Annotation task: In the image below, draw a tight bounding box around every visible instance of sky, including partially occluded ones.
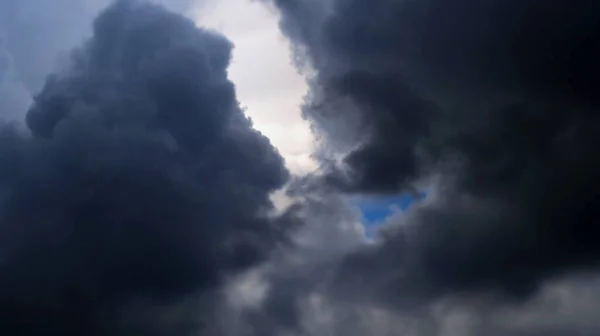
[196,0,411,235]
[196,0,315,175]
[1,0,600,335]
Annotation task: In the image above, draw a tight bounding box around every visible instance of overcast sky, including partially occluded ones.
[2,1,599,335]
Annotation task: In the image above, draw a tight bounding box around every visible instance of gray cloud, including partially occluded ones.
[0,1,290,334]
[247,0,600,334]
[0,29,31,121]
[4,0,600,334]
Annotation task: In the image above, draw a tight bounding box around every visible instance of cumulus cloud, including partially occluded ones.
[4,0,600,335]
[0,1,290,334]
[245,0,600,334]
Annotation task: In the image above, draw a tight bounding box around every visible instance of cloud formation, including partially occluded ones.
[4,0,600,334]
[0,1,289,334]
[250,0,600,334]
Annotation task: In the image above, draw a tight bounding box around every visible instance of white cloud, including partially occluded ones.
[195,0,316,175]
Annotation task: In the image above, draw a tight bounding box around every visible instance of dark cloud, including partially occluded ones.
[215,193,367,336]
[261,0,600,334]
[5,0,600,334]
[0,1,289,334]
[274,0,600,193]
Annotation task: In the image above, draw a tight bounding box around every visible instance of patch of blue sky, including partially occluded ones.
[352,191,428,239]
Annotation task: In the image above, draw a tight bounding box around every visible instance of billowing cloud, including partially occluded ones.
[4,0,600,334]
[250,0,600,334]
[0,1,290,334]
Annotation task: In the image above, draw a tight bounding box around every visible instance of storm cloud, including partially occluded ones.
[4,0,600,334]
[255,0,600,334]
[0,0,290,334]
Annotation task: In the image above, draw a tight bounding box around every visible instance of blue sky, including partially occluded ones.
[353,192,427,238]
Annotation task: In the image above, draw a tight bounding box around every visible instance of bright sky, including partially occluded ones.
[194,0,420,236]
[195,0,316,175]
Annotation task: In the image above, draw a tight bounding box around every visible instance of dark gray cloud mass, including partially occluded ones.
[4,0,600,334]
[255,0,600,334]
[0,0,289,334]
